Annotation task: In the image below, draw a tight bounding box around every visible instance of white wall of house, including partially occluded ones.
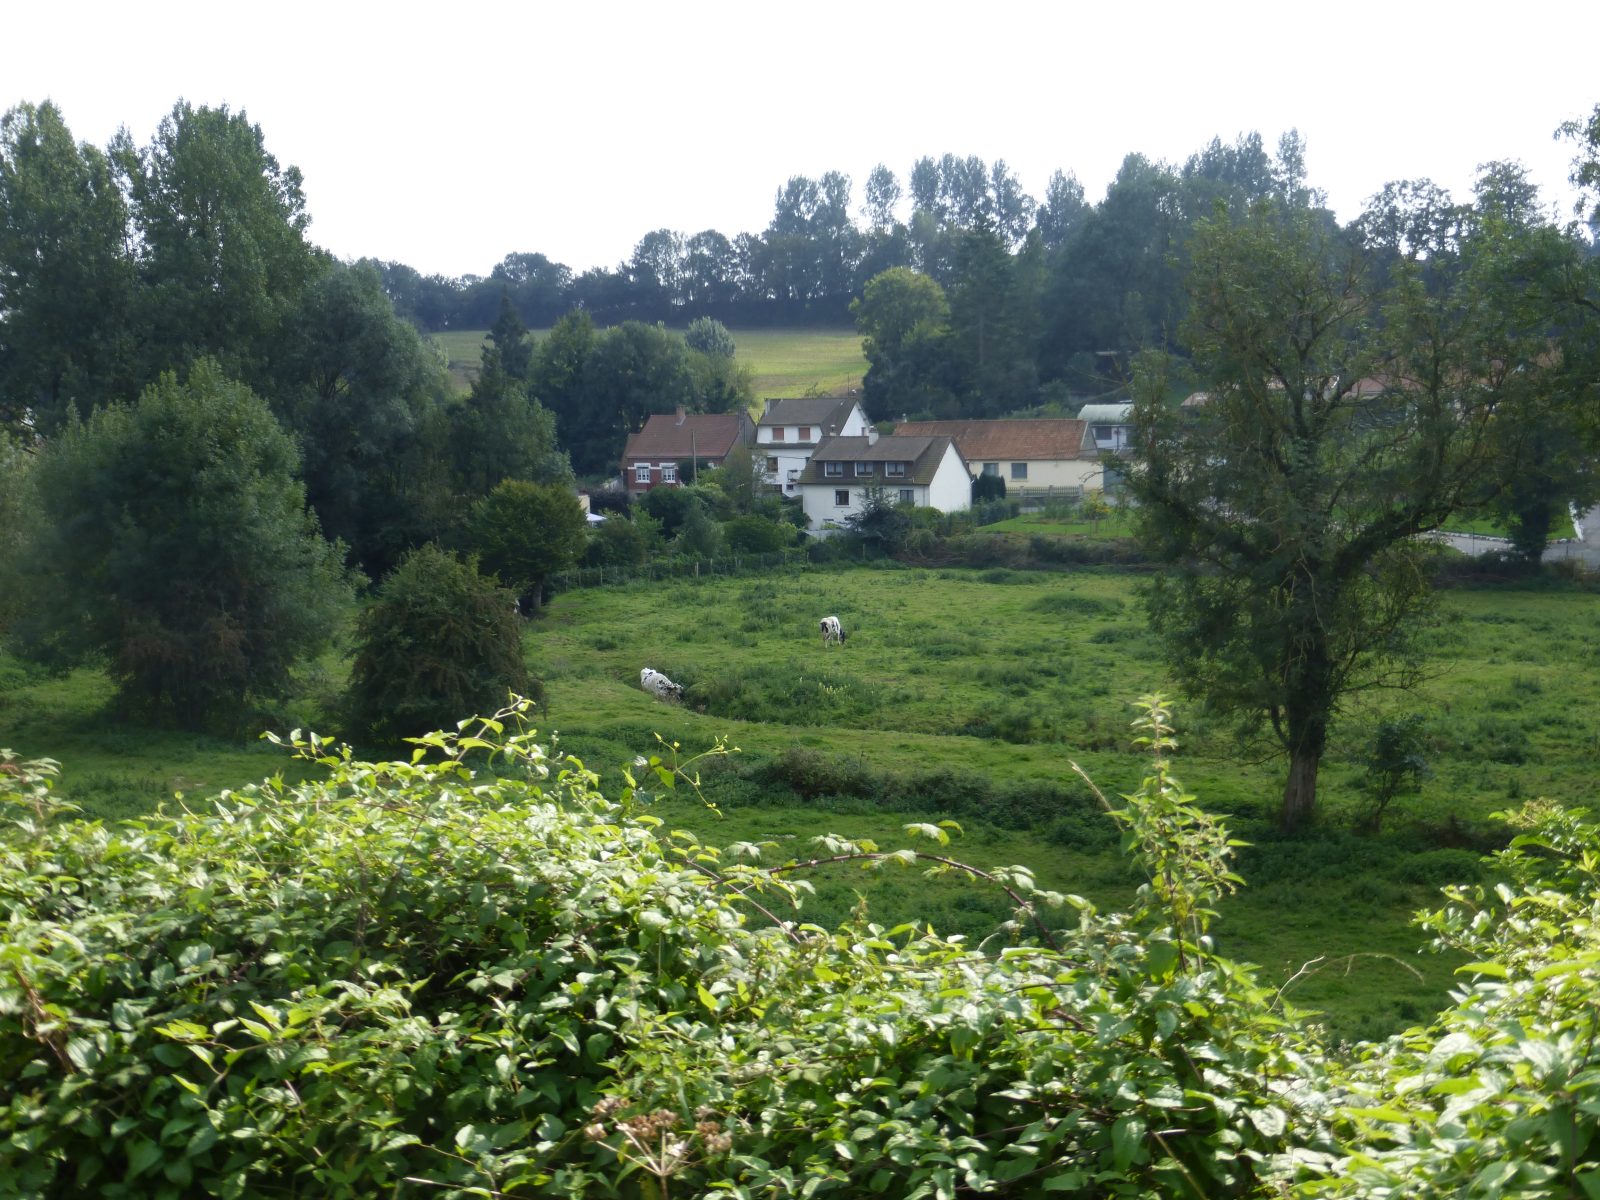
[804,453,970,528]
[762,448,813,495]
[801,481,861,529]
[756,403,870,491]
[926,444,973,513]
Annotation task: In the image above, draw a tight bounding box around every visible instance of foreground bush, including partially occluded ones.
[2,700,1597,1198]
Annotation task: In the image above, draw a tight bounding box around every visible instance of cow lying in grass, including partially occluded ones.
[640,667,685,702]
[820,615,846,647]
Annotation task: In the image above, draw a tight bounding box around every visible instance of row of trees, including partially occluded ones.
[368,134,1324,376]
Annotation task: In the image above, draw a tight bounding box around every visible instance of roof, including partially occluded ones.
[893,419,1088,462]
[795,434,963,488]
[622,410,752,461]
[758,396,859,430]
[1075,403,1134,424]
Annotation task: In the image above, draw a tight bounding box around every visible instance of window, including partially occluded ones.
[772,426,785,441]
[1010,462,1028,481]
[661,462,678,484]
[824,461,844,477]
[885,461,906,478]
[634,463,651,484]
[798,426,811,440]
[899,489,915,505]
[982,462,999,477]
[834,490,850,506]
[766,456,779,473]
[855,462,874,477]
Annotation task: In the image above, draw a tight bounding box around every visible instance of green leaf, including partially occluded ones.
[1111,1114,1145,1171]
[1042,1173,1086,1191]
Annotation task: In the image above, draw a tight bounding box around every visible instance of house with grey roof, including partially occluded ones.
[754,396,870,496]
[795,429,970,532]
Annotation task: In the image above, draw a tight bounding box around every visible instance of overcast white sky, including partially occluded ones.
[7,1,1596,279]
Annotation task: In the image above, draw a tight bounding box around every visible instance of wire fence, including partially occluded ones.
[549,549,811,594]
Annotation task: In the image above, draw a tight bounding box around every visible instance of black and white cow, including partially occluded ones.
[640,667,685,702]
[819,615,846,647]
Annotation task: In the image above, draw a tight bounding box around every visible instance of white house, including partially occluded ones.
[754,396,871,496]
[1075,403,1135,454]
[893,418,1103,496]
[795,430,970,531]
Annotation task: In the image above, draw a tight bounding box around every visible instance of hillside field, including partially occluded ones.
[430,325,866,401]
[7,562,1598,1040]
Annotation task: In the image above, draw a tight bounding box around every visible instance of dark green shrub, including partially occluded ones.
[722,514,797,554]
[346,545,534,742]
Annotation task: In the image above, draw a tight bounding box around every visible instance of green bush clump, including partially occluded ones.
[345,545,534,742]
[1028,592,1127,617]
[690,662,883,726]
[5,702,1598,1199]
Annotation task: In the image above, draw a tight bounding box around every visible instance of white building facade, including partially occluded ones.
[755,397,870,496]
[796,431,970,531]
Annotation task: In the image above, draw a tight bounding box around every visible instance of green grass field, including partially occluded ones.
[10,563,1597,1040]
[724,328,865,399]
[1437,511,1577,539]
[427,326,866,402]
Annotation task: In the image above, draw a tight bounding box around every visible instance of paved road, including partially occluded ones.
[1433,506,1600,568]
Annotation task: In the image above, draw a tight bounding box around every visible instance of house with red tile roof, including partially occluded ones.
[892,418,1106,495]
[621,408,755,495]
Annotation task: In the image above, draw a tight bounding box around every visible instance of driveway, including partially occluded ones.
[1432,505,1600,568]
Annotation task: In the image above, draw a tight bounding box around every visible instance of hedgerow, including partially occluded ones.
[2,698,1597,1198]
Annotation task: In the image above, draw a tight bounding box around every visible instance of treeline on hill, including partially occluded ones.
[369,136,1325,400]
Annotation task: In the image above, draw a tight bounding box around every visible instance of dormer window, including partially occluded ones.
[885,461,906,478]
[772,427,785,441]
[855,462,874,477]
[798,426,811,440]
[824,461,843,477]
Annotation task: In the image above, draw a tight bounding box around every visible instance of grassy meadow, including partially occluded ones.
[429,326,866,403]
[10,559,1600,1041]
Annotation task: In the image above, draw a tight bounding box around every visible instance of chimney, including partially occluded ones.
[675,406,686,426]
[866,427,879,446]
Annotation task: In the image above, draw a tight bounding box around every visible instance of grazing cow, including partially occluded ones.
[819,615,846,647]
[640,667,685,702]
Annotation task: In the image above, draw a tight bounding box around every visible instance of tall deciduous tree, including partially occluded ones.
[1456,164,1599,561]
[0,433,35,635]
[565,321,696,476]
[466,480,588,611]
[271,260,452,577]
[0,100,136,433]
[853,267,955,417]
[112,101,326,391]
[10,359,350,727]
[1128,202,1531,830]
[448,359,570,501]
